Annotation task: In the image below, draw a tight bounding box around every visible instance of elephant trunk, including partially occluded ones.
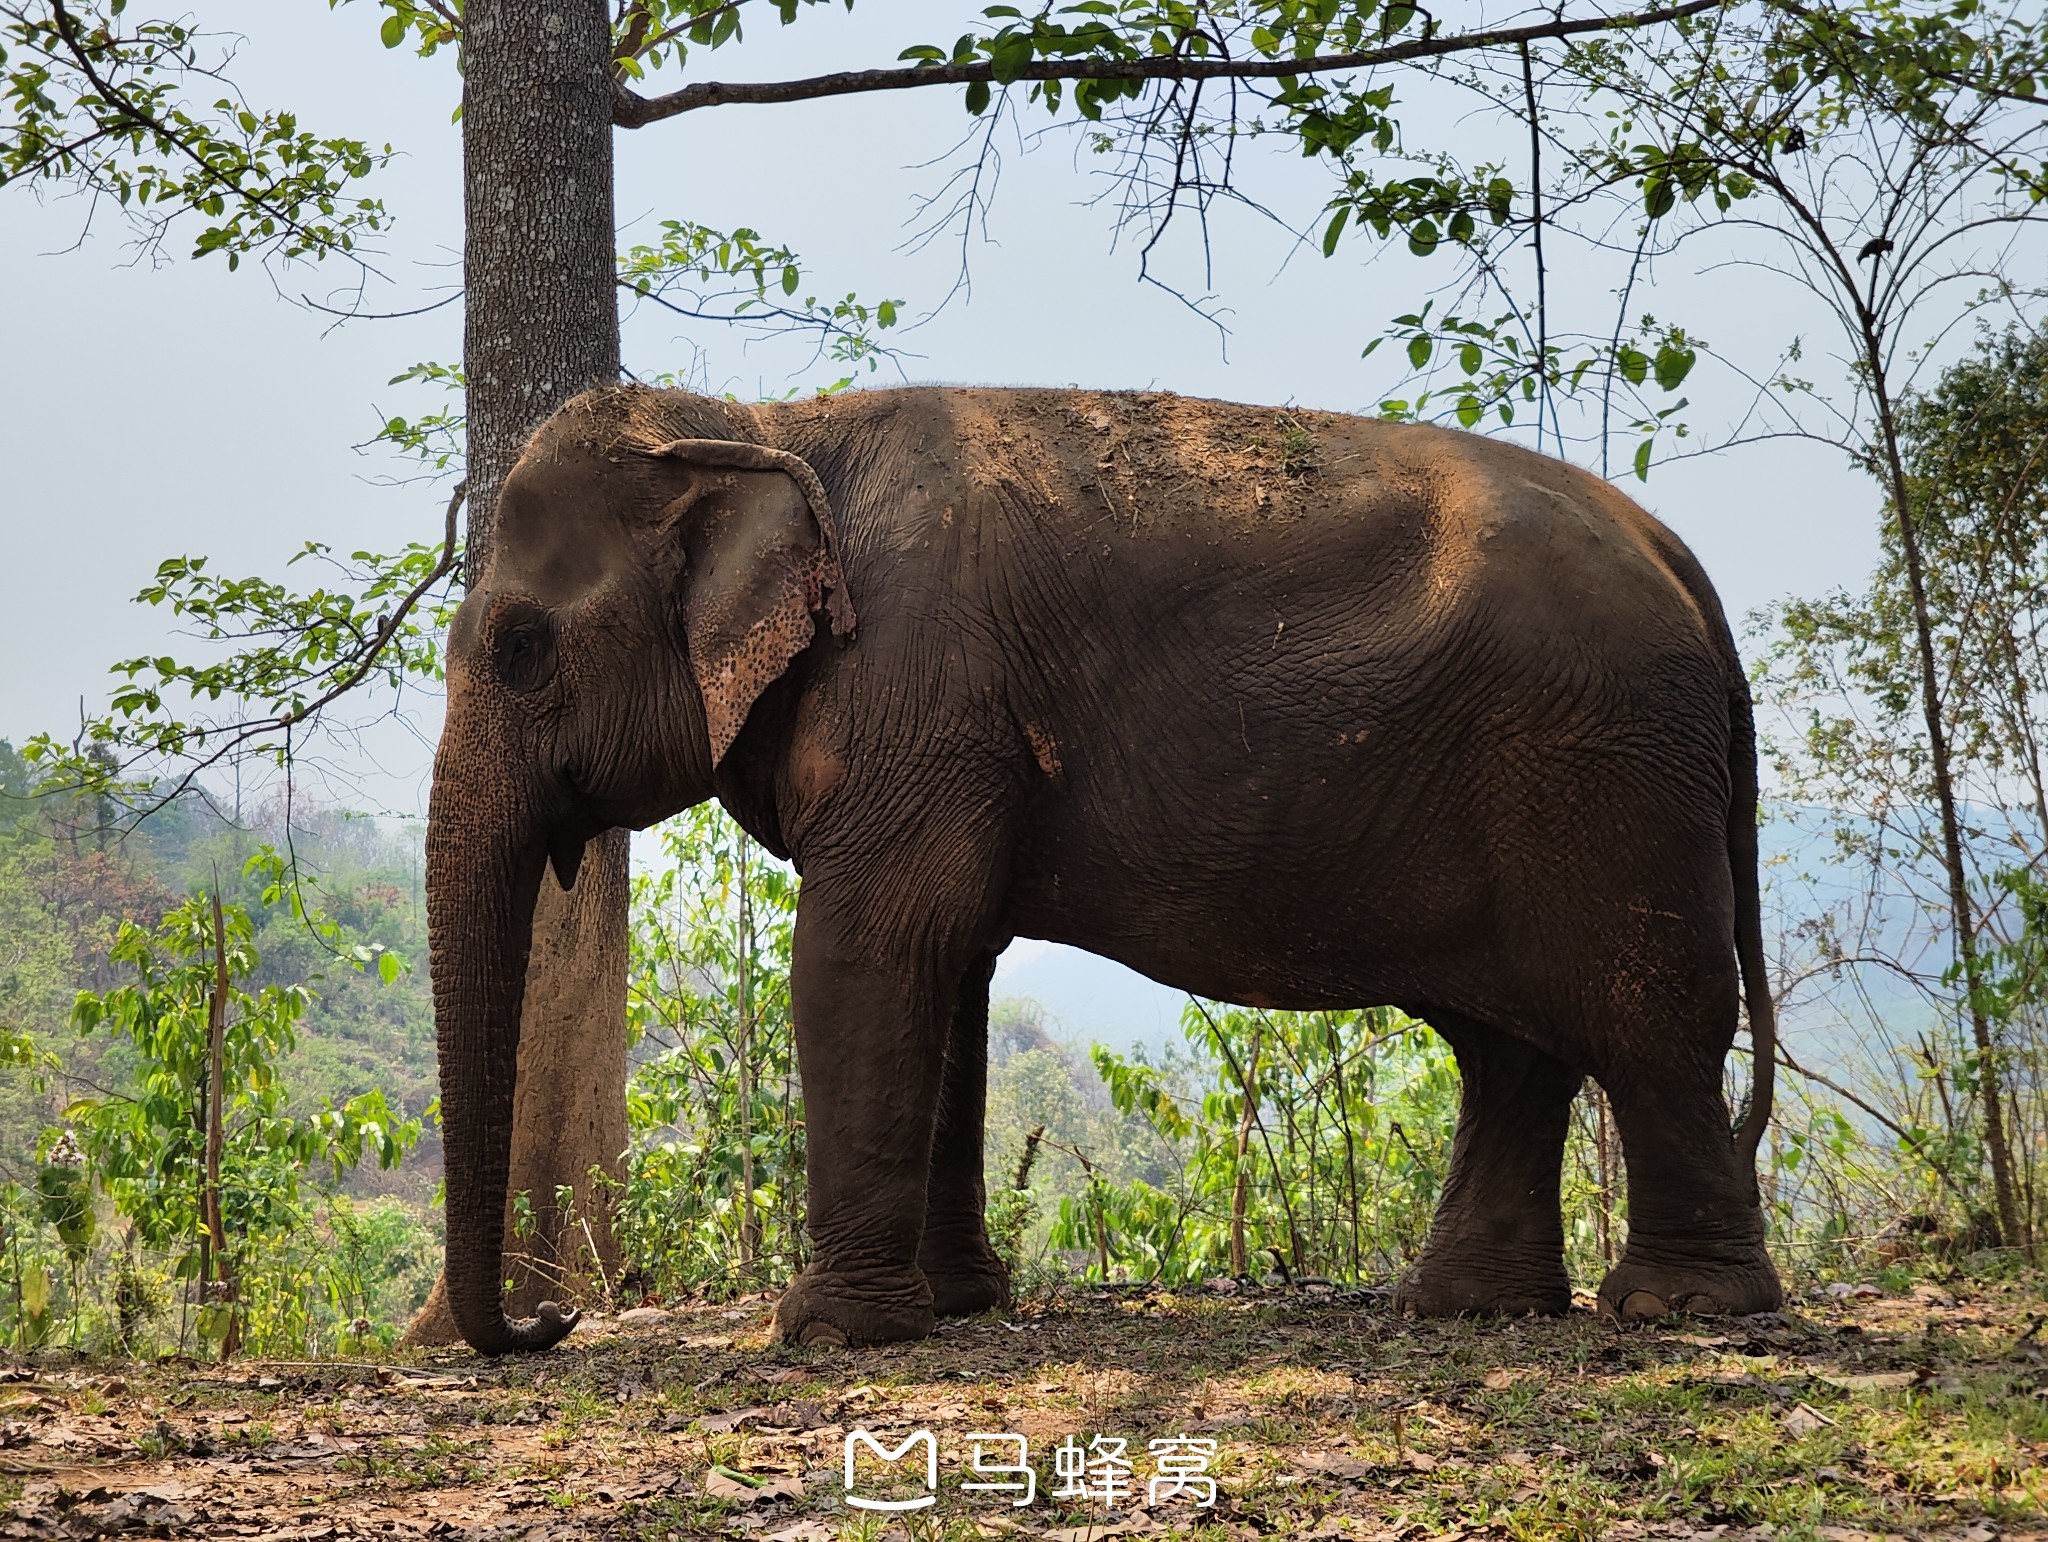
[425,735,579,1355]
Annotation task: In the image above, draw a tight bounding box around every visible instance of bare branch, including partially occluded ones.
[613,0,1729,128]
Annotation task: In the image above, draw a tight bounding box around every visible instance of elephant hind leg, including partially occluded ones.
[1594,1037,1782,1319]
[1393,1017,1580,1317]
[918,948,1011,1319]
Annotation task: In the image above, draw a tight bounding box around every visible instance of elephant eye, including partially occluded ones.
[496,616,556,694]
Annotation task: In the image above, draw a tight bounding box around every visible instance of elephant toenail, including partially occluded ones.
[1620,1290,1668,1319]
[799,1321,849,1347]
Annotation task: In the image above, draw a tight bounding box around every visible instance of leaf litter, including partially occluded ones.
[0,1275,2039,1538]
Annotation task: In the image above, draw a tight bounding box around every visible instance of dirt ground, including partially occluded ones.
[1,1275,2043,1542]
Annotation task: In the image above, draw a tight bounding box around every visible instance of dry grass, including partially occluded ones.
[1,1273,2043,1540]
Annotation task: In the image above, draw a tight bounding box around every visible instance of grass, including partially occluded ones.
[0,1272,2042,1539]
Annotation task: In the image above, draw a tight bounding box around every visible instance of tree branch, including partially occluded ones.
[612,0,1729,128]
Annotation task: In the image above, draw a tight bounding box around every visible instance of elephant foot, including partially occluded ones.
[1392,1244,1571,1318]
[771,1264,935,1347]
[920,1252,1010,1319]
[1597,1240,1783,1321]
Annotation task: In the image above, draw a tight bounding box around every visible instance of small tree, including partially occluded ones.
[1763,325,2048,1246]
[67,861,420,1355]
[618,806,803,1297]
[1082,1005,1463,1286]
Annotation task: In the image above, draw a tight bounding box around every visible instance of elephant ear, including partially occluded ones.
[645,439,857,767]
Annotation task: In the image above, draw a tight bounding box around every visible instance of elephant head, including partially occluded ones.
[426,387,855,1353]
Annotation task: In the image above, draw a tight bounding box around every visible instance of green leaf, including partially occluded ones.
[965,79,992,115]
[1322,205,1351,257]
[1653,345,1697,391]
[380,14,406,49]
[1406,334,1432,369]
[1633,438,1654,481]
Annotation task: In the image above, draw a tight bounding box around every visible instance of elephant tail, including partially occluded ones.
[1727,666,1777,1174]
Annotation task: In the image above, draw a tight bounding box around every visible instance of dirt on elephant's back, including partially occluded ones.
[955,389,1414,536]
[2,1275,2042,1539]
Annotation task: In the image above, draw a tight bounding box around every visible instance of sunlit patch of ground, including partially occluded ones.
[1,1274,2043,1540]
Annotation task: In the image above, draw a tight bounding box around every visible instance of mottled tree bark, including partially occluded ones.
[407,0,628,1345]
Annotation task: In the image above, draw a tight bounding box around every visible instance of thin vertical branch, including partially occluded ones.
[204,881,234,1357]
[736,839,758,1269]
[1520,41,1552,457]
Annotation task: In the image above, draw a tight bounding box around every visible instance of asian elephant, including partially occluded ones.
[426,381,1783,1354]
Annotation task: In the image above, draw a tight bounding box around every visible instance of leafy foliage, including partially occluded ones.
[1366,303,1700,473]
[1757,325,2048,1252]
[64,858,421,1348]
[1,0,391,266]
[1073,1006,1460,1285]
[618,219,903,376]
[619,807,804,1296]
[0,751,442,1355]
[894,0,1444,123]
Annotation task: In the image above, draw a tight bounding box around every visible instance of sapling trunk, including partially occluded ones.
[204,886,236,1356]
[1868,353,2027,1253]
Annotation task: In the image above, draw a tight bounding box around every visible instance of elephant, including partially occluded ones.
[426,380,1783,1354]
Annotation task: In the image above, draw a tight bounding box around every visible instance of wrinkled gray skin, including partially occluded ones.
[427,382,1782,1354]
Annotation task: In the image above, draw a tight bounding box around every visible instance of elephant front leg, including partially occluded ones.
[1393,1019,1581,1317]
[769,879,996,1348]
[918,950,1010,1318]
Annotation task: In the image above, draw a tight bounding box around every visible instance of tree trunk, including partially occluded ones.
[1868,356,2027,1254]
[407,0,629,1345]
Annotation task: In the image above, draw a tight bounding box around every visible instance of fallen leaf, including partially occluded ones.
[1781,1401,1838,1436]
[1406,1450,1439,1472]
[699,1405,774,1433]
[764,1524,837,1542]
[1817,1372,1918,1392]
[1294,1450,1374,1481]
[704,1466,761,1500]
[704,1465,803,1504]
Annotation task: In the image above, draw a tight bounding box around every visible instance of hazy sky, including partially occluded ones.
[0,2,1904,1037]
